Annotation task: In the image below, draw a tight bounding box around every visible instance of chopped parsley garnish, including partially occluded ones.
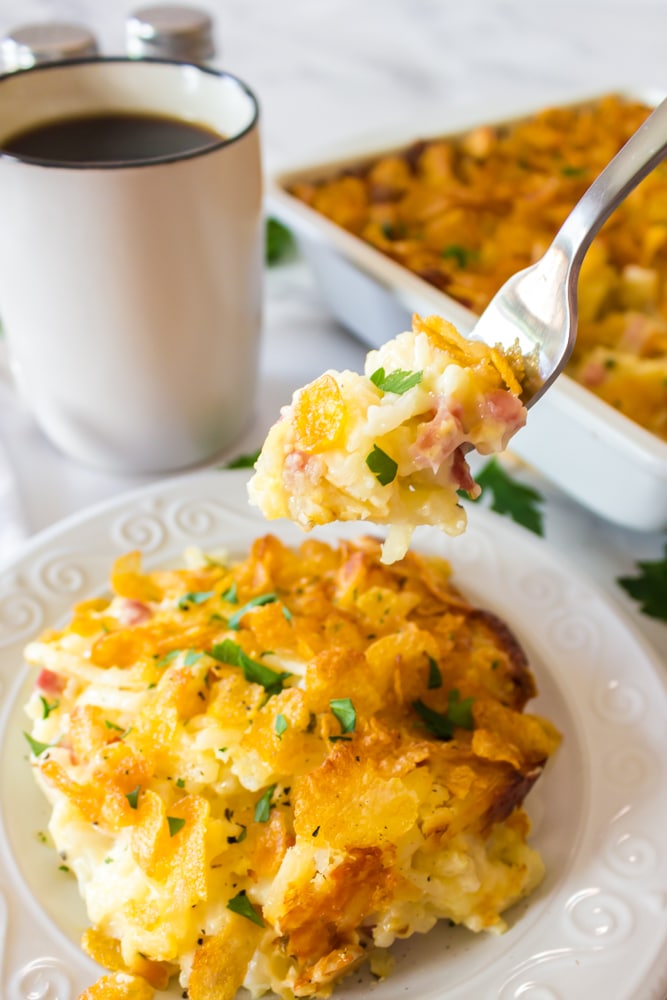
[427,656,442,689]
[617,545,667,622]
[23,732,54,757]
[254,784,276,823]
[561,164,587,177]
[126,785,141,809]
[156,649,182,668]
[176,777,186,788]
[167,816,186,837]
[58,864,70,872]
[472,457,545,536]
[178,590,215,610]
[227,890,265,926]
[266,217,295,266]
[104,719,124,732]
[39,696,59,719]
[228,592,278,630]
[227,824,247,844]
[275,713,288,739]
[282,605,293,622]
[412,689,475,740]
[442,244,471,268]
[209,639,291,694]
[222,582,239,603]
[183,650,203,667]
[223,448,262,470]
[370,367,423,395]
[329,697,356,734]
[366,444,398,486]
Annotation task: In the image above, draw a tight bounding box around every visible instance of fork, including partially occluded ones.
[471,96,667,407]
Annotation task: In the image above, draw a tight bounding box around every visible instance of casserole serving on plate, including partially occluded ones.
[268,92,667,531]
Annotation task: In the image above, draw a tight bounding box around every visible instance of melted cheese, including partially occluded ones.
[24,535,560,1000]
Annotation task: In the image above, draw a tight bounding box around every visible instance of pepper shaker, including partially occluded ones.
[126,5,215,64]
[0,22,98,73]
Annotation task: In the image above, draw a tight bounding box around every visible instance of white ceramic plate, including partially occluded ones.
[1,470,666,1000]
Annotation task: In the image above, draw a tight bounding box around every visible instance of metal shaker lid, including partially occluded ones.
[126,5,215,63]
[0,22,99,73]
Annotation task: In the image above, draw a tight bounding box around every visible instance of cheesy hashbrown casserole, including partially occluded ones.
[248,314,532,563]
[290,95,667,440]
[24,535,560,1000]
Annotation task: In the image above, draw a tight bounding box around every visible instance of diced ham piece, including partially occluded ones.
[451,447,479,496]
[117,598,153,626]
[36,668,65,695]
[578,359,608,388]
[483,390,526,432]
[618,314,654,354]
[410,402,464,473]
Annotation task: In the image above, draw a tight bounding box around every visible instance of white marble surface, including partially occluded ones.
[0,0,666,666]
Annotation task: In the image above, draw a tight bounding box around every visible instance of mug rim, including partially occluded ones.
[0,55,260,170]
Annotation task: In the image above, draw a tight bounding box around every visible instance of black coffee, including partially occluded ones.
[1,111,223,164]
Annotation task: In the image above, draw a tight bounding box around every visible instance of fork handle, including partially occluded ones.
[555,97,667,268]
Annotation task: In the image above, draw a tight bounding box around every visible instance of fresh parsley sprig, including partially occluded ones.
[471,457,545,536]
[412,689,475,741]
[227,593,278,630]
[223,448,261,470]
[266,217,295,265]
[366,444,398,486]
[370,367,423,395]
[617,545,667,622]
[227,890,265,926]
[209,639,290,695]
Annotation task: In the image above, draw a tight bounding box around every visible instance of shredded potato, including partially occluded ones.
[290,95,667,439]
[24,536,559,1000]
[249,314,532,563]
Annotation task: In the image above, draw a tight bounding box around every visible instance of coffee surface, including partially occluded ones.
[1,111,223,163]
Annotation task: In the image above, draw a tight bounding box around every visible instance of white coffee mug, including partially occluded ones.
[0,58,262,473]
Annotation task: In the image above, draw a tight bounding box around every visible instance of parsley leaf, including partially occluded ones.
[254,784,276,823]
[167,816,186,837]
[412,689,475,741]
[442,244,471,268]
[473,457,544,536]
[370,367,423,395]
[104,719,124,732]
[266,217,295,265]
[366,444,398,486]
[427,656,442,689]
[445,689,475,729]
[209,639,290,694]
[329,697,356,734]
[617,545,667,622]
[227,890,265,926]
[183,650,203,667]
[178,590,214,609]
[126,785,141,809]
[223,448,261,470]
[39,695,59,719]
[275,713,288,739]
[156,649,182,668]
[228,592,278,630]
[222,582,239,603]
[23,732,54,757]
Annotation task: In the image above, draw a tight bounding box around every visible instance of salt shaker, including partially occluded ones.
[126,5,215,64]
[0,22,98,73]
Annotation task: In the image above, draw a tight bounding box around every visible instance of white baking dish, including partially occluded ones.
[267,95,667,532]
